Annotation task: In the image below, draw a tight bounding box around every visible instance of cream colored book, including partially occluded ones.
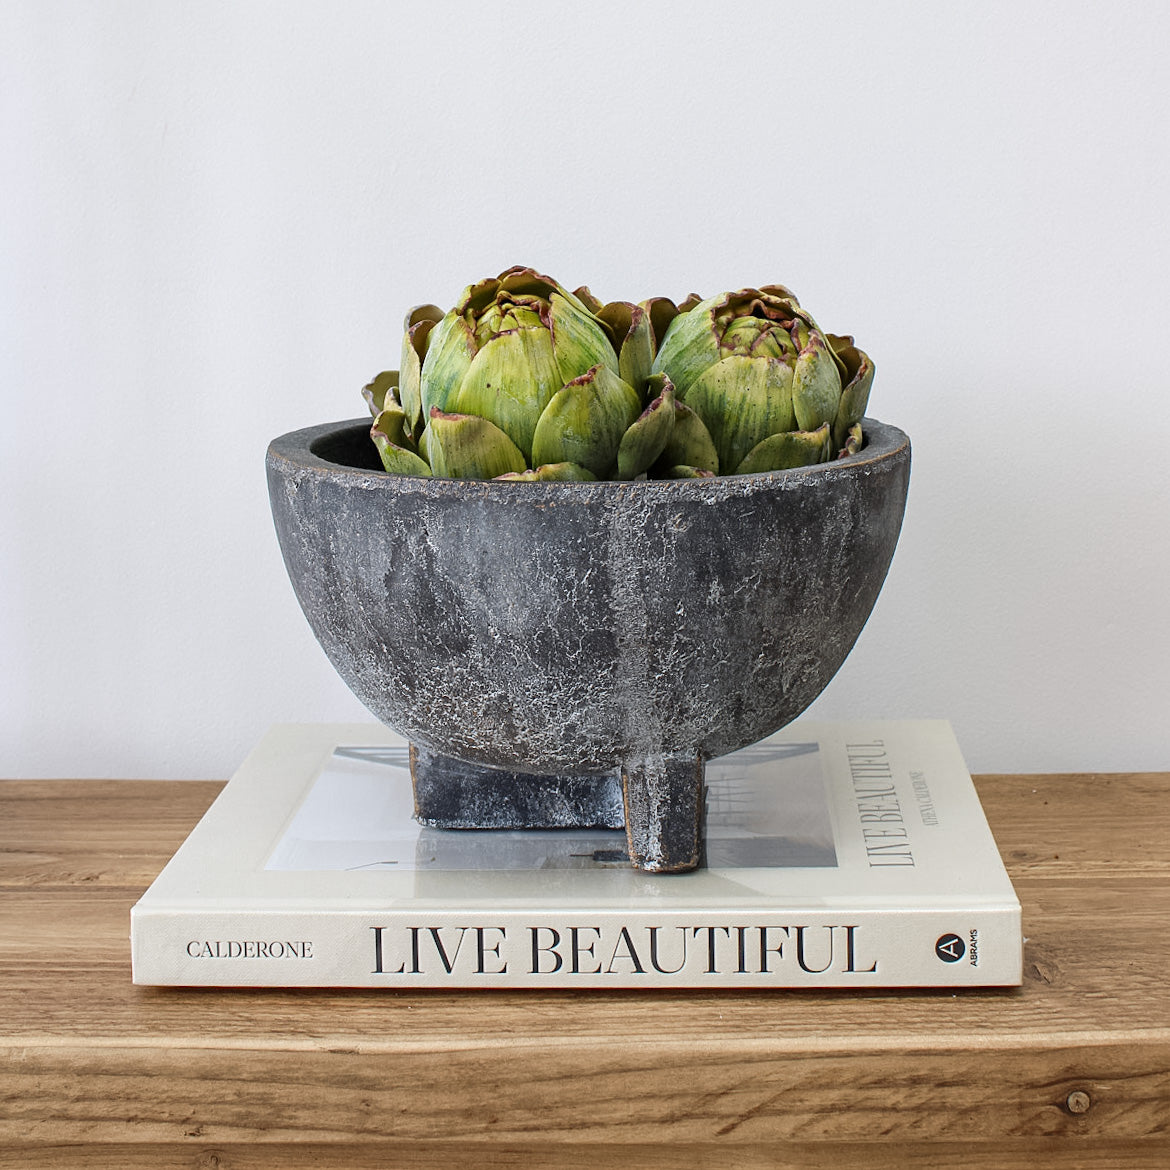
[130,720,1022,988]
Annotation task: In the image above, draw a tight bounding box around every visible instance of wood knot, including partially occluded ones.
[1023,941,1060,985]
[1066,1090,1092,1115]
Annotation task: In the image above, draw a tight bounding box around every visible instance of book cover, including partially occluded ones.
[130,720,1022,988]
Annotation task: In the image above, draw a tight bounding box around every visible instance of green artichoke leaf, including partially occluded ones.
[399,313,441,435]
[617,380,676,480]
[721,315,795,361]
[473,297,543,346]
[832,345,874,451]
[571,285,606,315]
[758,283,801,306]
[362,370,400,418]
[371,406,431,477]
[596,299,631,350]
[784,296,847,378]
[640,297,683,356]
[734,422,832,475]
[419,311,477,419]
[649,293,724,399]
[651,397,720,476]
[839,422,864,458]
[455,267,564,318]
[495,266,561,302]
[425,409,527,480]
[371,401,410,446]
[598,301,654,398]
[530,363,642,479]
[496,462,597,482]
[407,303,444,328]
[447,326,564,462]
[549,291,619,384]
[666,464,716,479]
[373,441,432,477]
[457,274,507,316]
[685,353,797,475]
[792,332,844,433]
[488,267,600,325]
[619,305,655,399]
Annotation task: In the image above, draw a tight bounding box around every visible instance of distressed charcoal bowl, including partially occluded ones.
[266,417,910,872]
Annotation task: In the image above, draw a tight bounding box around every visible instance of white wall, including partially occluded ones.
[3,1,1168,779]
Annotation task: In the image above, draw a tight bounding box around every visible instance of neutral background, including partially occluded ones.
[3,2,1168,780]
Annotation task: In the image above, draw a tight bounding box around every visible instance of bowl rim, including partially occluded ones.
[267,416,909,496]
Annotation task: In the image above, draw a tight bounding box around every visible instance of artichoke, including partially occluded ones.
[364,269,873,481]
[370,266,649,481]
[650,286,874,475]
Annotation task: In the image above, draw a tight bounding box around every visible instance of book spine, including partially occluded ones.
[132,905,1022,988]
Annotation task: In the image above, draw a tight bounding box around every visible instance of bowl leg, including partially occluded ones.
[409,742,624,830]
[620,752,706,873]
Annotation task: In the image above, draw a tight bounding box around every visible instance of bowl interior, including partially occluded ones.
[309,425,383,471]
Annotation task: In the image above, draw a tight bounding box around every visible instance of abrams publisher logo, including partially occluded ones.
[935,933,966,963]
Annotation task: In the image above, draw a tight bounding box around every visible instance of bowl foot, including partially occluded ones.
[620,751,705,873]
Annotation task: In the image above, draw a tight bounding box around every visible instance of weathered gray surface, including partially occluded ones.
[621,751,706,872]
[266,417,910,871]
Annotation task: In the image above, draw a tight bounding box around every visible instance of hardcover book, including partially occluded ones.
[130,721,1022,988]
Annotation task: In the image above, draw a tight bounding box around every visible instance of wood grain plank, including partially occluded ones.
[0,781,223,890]
[976,772,1170,880]
[2,1039,1169,1144]
[2,1140,1169,1170]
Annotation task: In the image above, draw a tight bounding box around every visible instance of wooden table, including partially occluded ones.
[2,772,1168,1168]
